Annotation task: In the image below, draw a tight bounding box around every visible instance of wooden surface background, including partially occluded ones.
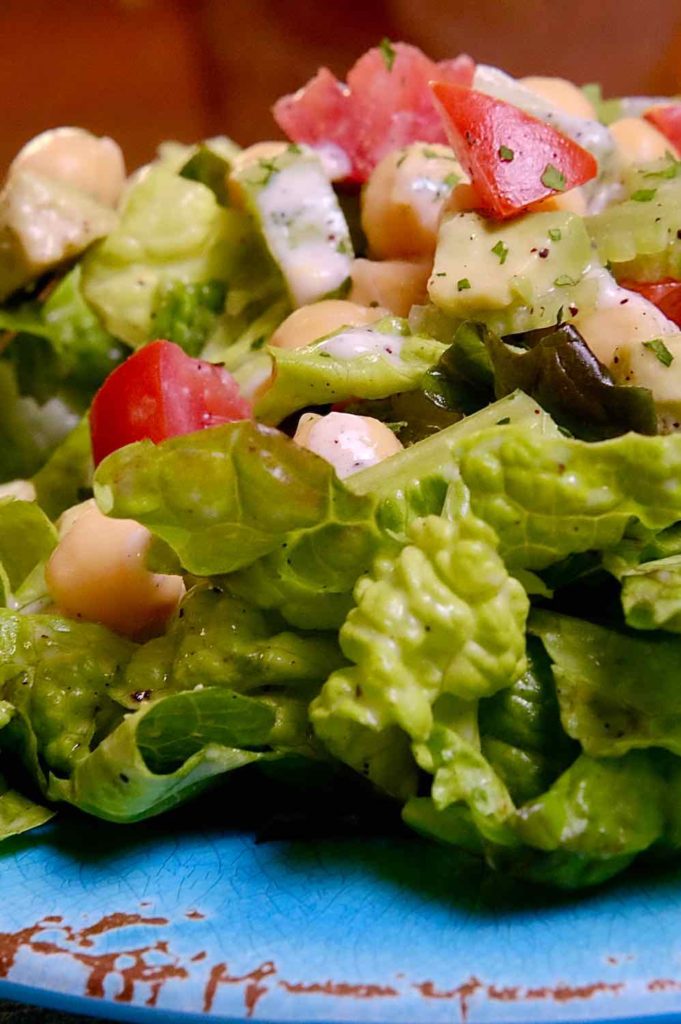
[1,0,680,174]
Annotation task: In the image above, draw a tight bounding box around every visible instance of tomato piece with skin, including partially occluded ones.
[619,279,681,328]
[431,81,598,220]
[273,43,475,183]
[644,105,681,155]
[90,340,252,465]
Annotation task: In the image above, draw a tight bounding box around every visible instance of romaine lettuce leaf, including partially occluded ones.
[311,513,528,794]
[0,775,54,839]
[47,687,277,823]
[125,587,345,701]
[530,609,681,757]
[255,318,447,425]
[32,416,93,520]
[94,420,383,627]
[0,498,56,602]
[453,427,681,570]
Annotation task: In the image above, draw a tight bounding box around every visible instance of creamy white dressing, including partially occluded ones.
[259,160,352,307]
[296,411,402,478]
[319,328,405,365]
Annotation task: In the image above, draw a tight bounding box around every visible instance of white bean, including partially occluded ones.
[10,127,126,208]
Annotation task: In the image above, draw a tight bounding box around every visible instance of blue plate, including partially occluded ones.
[2,796,681,1024]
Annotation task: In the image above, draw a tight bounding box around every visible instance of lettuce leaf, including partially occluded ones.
[421,320,494,415]
[94,420,383,627]
[125,586,345,702]
[487,323,657,440]
[32,416,93,520]
[311,513,528,796]
[255,318,447,425]
[530,609,681,757]
[0,775,54,839]
[0,499,56,605]
[453,427,681,570]
[0,362,79,482]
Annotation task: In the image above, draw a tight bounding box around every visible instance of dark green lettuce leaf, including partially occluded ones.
[487,323,657,440]
[421,321,494,415]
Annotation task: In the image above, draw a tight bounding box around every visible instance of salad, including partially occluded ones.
[1,42,681,891]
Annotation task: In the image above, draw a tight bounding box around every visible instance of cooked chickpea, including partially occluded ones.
[0,480,36,502]
[10,128,126,208]
[270,299,388,350]
[534,186,588,216]
[45,500,184,641]
[520,76,597,121]
[349,258,431,317]
[610,117,679,170]
[294,411,403,478]
[362,143,464,259]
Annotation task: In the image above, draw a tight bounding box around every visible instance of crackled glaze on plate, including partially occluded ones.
[2,809,681,1024]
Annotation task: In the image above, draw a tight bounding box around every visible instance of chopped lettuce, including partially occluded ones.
[32,416,93,520]
[255,318,447,425]
[0,499,56,603]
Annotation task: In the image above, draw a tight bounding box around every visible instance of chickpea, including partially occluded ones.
[0,480,36,502]
[610,118,679,170]
[520,76,597,121]
[362,143,464,260]
[270,299,388,350]
[294,411,403,478]
[10,127,126,208]
[46,500,184,641]
[533,186,588,216]
[349,258,431,317]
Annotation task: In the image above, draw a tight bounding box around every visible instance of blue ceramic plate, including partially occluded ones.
[2,793,681,1024]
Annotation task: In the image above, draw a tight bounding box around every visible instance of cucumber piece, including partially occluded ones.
[587,159,681,282]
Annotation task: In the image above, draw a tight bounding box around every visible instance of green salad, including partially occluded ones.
[3,42,681,889]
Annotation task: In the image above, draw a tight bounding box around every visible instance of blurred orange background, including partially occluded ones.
[1,0,680,173]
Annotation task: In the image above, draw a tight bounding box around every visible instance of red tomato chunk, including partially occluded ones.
[644,104,681,155]
[273,42,475,182]
[90,340,252,465]
[431,82,598,220]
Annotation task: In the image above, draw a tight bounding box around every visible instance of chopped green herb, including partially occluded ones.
[286,143,302,156]
[251,336,266,351]
[442,172,458,188]
[631,188,657,202]
[498,145,514,162]
[643,154,681,180]
[496,417,511,425]
[548,228,562,241]
[554,274,578,287]
[422,147,440,159]
[257,157,281,186]
[395,150,408,168]
[435,272,447,277]
[457,278,471,291]
[643,337,674,366]
[379,37,396,71]
[491,240,509,265]
[556,305,565,325]
[541,163,567,191]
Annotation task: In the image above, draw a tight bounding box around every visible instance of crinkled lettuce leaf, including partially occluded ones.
[95,420,383,628]
[452,427,681,571]
[311,513,528,796]
[150,279,227,357]
[0,774,54,839]
[421,321,494,416]
[255,318,447,425]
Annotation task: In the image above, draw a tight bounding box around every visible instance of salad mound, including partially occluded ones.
[2,43,681,889]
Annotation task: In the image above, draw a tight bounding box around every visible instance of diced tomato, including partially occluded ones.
[644,105,681,155]
[273,43,475,182]
[89,340,252,465]
[619,279,681,328]
[431,82,598,220]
